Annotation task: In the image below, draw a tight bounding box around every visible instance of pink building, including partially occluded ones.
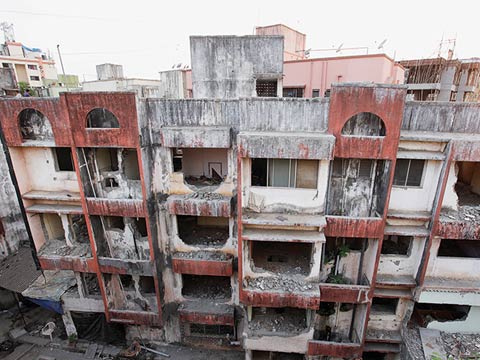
[255,24,306,61]
[283,54,405,98]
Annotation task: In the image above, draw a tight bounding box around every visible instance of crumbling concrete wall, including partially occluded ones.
[190,36,284,99]
[96,63,124,81]
[158,70,188,99]
[0,139,29,258]
[402,101,480,133]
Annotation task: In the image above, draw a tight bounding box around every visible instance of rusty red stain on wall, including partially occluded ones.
[307,340,363,357]
[38,256,96,272]
[109,310,161,326]
[172,258,233,276]
[240,289,320,309]
[179,311,234,326]
[325,216,383,238]
[167,196,232,217]
[320,284,370,303]
[328,85,406,160]
[86,198,146,217]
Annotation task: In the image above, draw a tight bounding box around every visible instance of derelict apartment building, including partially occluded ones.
[0,34,480,360]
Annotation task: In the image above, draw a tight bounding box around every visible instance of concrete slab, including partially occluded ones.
[419,328,448,360]
[384,225,430,237]
[26,204,83,215]
[22,190,81,202]
[242,212,326,229]
[242,228,325,243]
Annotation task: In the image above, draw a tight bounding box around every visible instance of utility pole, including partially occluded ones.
[56,44,70,92]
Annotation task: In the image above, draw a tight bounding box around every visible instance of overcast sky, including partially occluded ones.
[1,0,477,81]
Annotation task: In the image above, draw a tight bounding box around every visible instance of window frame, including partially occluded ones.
[393,159,425,188]
[29,75,40,81]
[52,147,75,172]
[251,158,318,190]
[381,235,413,257]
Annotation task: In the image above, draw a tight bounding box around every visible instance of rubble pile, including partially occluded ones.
[249,310,306,334]
[245,277,315,293]
[442,332,480,359]
[403,327,425,360]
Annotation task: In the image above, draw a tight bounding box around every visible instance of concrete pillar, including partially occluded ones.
[438,66,457,102]
[245,350,253,360]
[456,69,469,102]
[62,311,78,339]
[75,272,86,298]
[60,214,73,247]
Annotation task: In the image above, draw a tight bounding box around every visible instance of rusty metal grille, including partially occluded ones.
[256,80,277,97]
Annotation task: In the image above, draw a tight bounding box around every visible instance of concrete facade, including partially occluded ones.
[0,34,480,360]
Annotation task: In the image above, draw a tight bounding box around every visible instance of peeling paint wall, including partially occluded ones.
[191,36,284,99]
[0,139,29,258]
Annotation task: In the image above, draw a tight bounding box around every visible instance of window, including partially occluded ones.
[341,112,386,136]
[256,80,277,97]
[29,75,40,81]
[2,63,9,68]
[53,147,74,171]
[251,158,318,189]
[27,64,38,70]
[371,298,398,315]
[438,239,480,258]
[86,108,120,128]
[312,89,320,98]
[393,159,425,187]
[283,87,304,98]
[382,235,412,255]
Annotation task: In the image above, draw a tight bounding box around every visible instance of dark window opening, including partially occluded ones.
[182,275,231,301]
[96,148,119,172]
[105,216,125,230]
[332,158,374,179]
[251,158,318,189]
[18,108,53,141]
[371,297,398,315]
[413,303,470,327]
[82,273,100,296]
[454,162,480,207]
[71,312,125,346]
[283,87,304,98]
[134,217,148,237]
[189,324,234,337]
[2,63,9,68]
[250,241,312,276]
[105,177,119,188]
[70,214,89,243]
[123,150,140,180]
[53,147,74,171]
[29,75,40,81]
[251,351,305,360]
[173,148,183,172]
[177,215,229,247]
[393,159,424,187]
[119,274,134,290]
[27,64,37,70]
[381,235,412,255]
[139,276,155,294]
[325,237,369,254]
[362,352,386,360]
[341,112,386,136]
[438,239,480,258]
[312,89,320,98]
[86,108,120,128]
[256,80,277,97]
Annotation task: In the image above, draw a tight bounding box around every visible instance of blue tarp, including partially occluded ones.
[26,297,63,314]
[22,45,42,53]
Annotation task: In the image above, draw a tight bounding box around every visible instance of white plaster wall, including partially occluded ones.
[12,147,79,193]
[389,160,442,212]
[427,306,480,333]
[378,237,426,277]
[398,140,446,152]
[182,148,228,178]
[243,159,329,213]
[427,238,480,281]
[442,163,458,210]
[243,328,313,354]
[419,289,480,306]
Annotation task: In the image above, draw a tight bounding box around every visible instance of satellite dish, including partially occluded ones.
[336,43,344,53]
[304,49,311,58]
[377,39,388,50]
